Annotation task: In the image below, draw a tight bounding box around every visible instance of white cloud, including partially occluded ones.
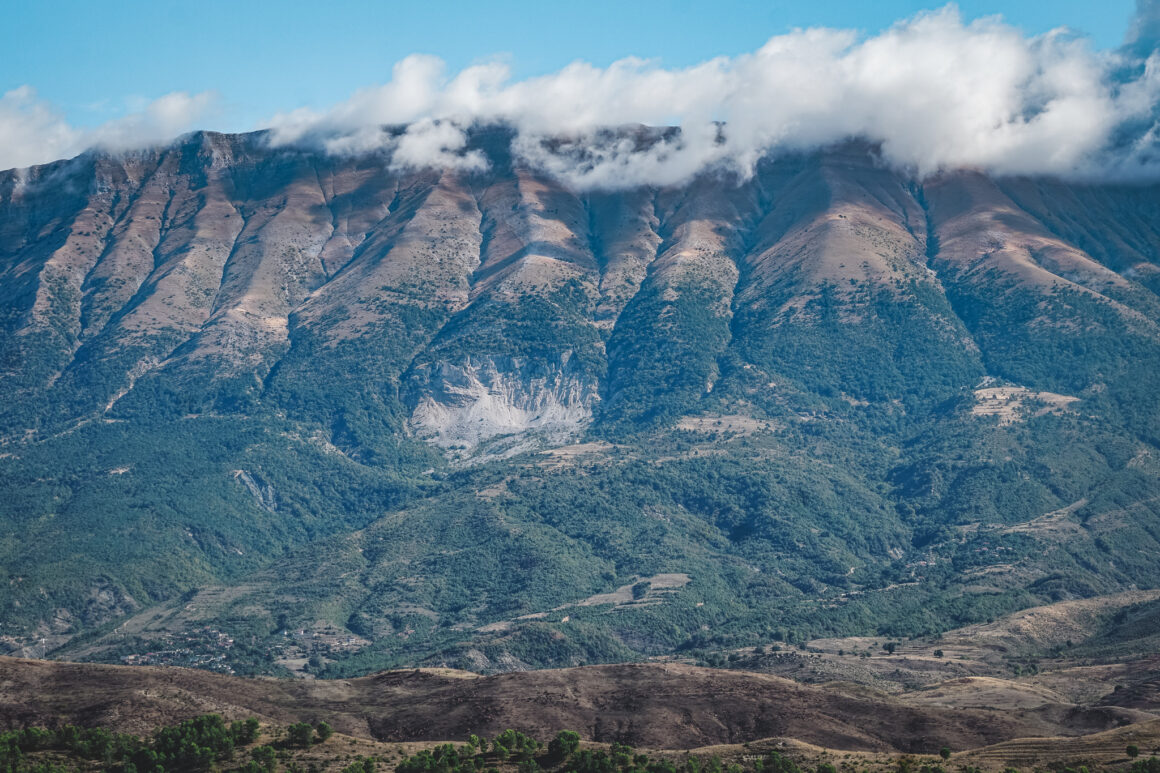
[4,4,1159,186]
[90,91,219,150]
[389,119,488,172]
[264,5,1160,188]
[0,87,83,171]
[0,88,217,172]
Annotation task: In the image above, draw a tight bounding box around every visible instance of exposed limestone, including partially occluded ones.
[407,355,598,461]
[233,469,278,513]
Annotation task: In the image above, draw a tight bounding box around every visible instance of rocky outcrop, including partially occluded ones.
[407,354,598,460]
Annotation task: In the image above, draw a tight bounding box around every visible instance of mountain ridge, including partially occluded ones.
[0,654,1154,754]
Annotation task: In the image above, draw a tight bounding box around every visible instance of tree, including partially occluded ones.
[342,757,376,773]
[315,722,333,743]
[884,642,897,654]
[252,745,277,773]
[548,731,580,760]
[1128,757,1160,773]
[232,718,261,745]
[760,752,801,773]
[939,747,951,760]
[493,730,539,762]
[286,723,314,748]
[1128,745,1140,758]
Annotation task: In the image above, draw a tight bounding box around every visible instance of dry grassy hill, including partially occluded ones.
[2,656,1158,763]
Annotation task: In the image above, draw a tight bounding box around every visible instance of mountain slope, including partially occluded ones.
[1,130,1159,674]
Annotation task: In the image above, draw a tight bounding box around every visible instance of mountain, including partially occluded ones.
[1,128,1159,677]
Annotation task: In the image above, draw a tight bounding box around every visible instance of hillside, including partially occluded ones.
[2,656,1158,757]
[1,128,1159,675]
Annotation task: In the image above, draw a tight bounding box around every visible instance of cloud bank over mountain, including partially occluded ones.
[3,4,1159,187]
[266,5,1160,188]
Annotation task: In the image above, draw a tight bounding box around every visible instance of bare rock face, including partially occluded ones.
[407,354,599,461]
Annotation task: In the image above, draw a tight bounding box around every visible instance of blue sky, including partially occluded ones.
[2,0,1140,132]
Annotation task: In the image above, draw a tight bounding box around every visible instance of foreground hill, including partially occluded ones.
[2,656,1158,759]
[1,128,1159,673]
